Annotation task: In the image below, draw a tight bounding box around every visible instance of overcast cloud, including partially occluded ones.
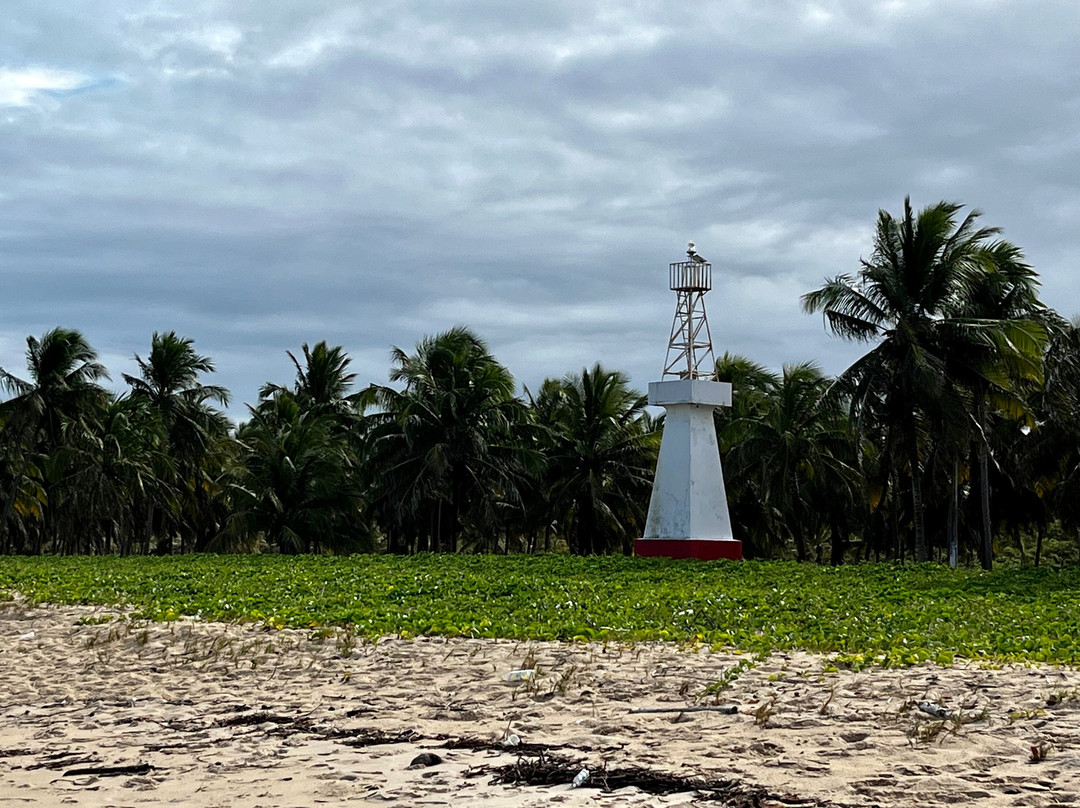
[3,1,1079,418]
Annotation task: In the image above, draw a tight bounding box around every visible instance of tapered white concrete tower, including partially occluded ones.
[635,243,741,561]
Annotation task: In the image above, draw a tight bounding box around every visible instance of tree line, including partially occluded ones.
[2,198,1079,566]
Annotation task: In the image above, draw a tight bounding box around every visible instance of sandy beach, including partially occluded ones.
[2,600,1079,807]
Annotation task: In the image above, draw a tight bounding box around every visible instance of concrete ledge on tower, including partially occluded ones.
[648,379,731,407]
[635,538,743,561]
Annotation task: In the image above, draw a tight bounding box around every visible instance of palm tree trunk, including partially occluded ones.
[442,501,458,553]
[886,471,899,561]
[908,429,927,562]
[978,443,992,571]
[434,500,442,553]
[1013,527,1026,565]
[948,457,959,568]
[144,504,155,556]
[34,500,48,555]
[792,526,807,562]
[423,506,434,554]
[582,497,596,556]
[829,515,846,565]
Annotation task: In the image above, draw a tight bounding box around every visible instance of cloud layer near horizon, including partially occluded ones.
[3,1,1079,416]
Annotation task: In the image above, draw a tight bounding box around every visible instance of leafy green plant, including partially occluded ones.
[1046,687,1080,706]
[2,556,1080,666]
[1008,707,1046,724]
[696,658,756,704]
[76,615,113,626]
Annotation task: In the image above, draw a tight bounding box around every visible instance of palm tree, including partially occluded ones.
[361,327,527,553]
[226,392,370,554]
[713,353,780,557]
[260,341,359,421]
[716,356,857,561]
[60,394,163,555]
[1004,316,1080,565]
[531,364,658,555]
[124,332,229,420]
[0,328,109,552]
[802,198,1045,562]
[943,247,1048,568]
[123,332,231,553]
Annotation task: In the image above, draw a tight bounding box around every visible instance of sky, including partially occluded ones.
[3,1,1079,419]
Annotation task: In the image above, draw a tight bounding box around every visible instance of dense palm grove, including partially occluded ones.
[3,199,1080,566]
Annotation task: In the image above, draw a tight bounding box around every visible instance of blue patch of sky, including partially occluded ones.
[43,74,124,99]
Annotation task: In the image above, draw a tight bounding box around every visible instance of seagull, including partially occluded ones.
[687,241,707,264]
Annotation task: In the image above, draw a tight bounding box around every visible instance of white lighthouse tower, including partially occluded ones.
[635,243,741,561]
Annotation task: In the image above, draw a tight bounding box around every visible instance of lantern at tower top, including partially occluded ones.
[662,241,717,381]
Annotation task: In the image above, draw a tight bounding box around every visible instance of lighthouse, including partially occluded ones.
[635,243,742,561]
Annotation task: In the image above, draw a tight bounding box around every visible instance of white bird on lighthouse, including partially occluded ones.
[686,241,707,264]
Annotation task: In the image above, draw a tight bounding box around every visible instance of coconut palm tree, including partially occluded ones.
[531,364,658,555]
[716,356,858,561]
[58,394,164,555]
[802,197,1044,562]
[0,328,109,552]
[713,354,780,557]
[1002,316,1080,565]
[260,341,359,423]
[361,327,528,553]
[226,392,370,554]
[123,332,231,553]
[124,332,229,421]
[942,246,1048,568]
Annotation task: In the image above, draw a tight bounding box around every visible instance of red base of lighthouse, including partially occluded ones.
[634,538,742,561]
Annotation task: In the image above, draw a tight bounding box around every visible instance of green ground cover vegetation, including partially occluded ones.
[3,554,1080,666]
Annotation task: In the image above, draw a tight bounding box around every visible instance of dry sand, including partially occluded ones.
[3,600,1080,807]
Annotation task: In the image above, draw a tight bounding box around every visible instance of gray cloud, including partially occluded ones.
[2,1,1079,417]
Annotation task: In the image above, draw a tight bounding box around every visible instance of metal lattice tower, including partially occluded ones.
[662,249,717,381]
